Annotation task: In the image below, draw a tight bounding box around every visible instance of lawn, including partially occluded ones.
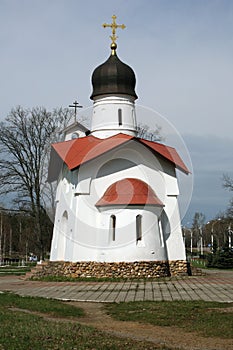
[106,300,233,339]
[1,292,232,349]
[0,293,171,350]
[0,265,32,276]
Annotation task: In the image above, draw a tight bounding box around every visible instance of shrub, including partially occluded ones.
[207,247,233,269]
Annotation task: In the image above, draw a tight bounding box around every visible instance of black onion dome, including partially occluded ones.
[90,52,138,100]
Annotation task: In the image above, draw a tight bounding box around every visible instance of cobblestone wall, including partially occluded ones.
[32,260,190,279]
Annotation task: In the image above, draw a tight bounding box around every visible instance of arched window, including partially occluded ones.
[158,218,164,247]
[61,211,68,236]
[110,215,116,241]
[132,109,136,124]
[56,211,68,260]
[71,132,79,140]
[136,214,142,242]
[118,109,122,126]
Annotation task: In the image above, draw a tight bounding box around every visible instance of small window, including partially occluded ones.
[110,215,116,241]
[62,211,68,220]
[71,132,79,139]
[158,218,164,247]
[136,214,142,242]
[132,109,136,124]
[118,109,122,126]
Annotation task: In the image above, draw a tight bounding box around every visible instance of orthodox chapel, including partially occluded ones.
[47,16,190,276]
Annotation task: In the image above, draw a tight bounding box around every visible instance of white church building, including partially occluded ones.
[47,16,190,277]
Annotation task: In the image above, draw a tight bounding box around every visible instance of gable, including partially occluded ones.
[47,133,189,182]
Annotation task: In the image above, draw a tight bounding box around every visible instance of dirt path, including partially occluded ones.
[10,301,233,350]
[69,301,233,350]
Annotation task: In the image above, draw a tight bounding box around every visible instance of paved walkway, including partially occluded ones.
[0,270,233,303]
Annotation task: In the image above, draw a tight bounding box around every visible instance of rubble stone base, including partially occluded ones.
[31,260,191,279]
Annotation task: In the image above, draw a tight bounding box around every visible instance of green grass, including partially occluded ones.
[0,293,84,318]
[0,266,32,276]
[191,259,233,271]
[190,259,207,268]
[0,293,172,350]
[105,300,233,339]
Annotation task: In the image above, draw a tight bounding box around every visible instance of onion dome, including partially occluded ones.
[96,178,164,207]
[90,43,138,100]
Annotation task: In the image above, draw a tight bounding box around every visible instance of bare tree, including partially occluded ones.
[223,174,233,191]
[0,106,73,259]
[223,174,233,218]
[192,212,205,230]
[192,212,206,253]
[137,122,164,142]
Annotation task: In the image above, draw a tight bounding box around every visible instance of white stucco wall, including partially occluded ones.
[64,121,87,141]
[91,95,137,138]
[50,139,186,262]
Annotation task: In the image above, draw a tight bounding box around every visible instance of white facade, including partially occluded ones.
[50,128,186,262]
[63,121,88,141]
[91,95,137,138]
[49,46,187,263]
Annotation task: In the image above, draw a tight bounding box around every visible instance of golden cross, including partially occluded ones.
[102,15,126,45]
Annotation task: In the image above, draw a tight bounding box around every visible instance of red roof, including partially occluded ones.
[48,133,189,182]
[138,138,189,173]
[96,178,164,206]
[52,133,132,170]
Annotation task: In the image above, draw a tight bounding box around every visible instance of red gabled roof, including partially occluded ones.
[96,178,164,207]
[138,138,189,174]
[48,133,189,182]
[51,133,132,171]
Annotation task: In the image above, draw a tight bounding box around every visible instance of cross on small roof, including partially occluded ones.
[69,100,83,122]
[102,15,126,52]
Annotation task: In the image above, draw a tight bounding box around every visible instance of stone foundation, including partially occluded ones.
[31,260,190,279]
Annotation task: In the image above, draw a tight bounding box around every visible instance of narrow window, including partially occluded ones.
[136,214,142,242]
[132,109,136,124]
[158,218,164,247]
[118,109,122,126]
[110,215,116,241]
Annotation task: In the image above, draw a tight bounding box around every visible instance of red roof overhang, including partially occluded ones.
[47,133,189,182]
[96,178,164,207]
[138,138,189,174]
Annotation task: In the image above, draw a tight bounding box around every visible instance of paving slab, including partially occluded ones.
[0,269,233,303]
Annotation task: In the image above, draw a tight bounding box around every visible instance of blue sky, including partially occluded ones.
[0,0,233,224]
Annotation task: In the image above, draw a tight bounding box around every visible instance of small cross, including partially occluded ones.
[69,100,83,122]
[102,15,126,46]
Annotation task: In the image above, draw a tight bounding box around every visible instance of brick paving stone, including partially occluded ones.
[79,290,99,301]
[99,292,112,301]
[153,295,164,301]
[134,290,145,301]
[161,294,173,301]
[151,283,162,300]
[109,282,126,302]
[144,289,154,300]
[1,270,233,303]
[73,291,92,300]
[124,293,135,302]
[108,292,122,303]
[99,284,119,301]
[123,281,136,302]
[114,292,127,303]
